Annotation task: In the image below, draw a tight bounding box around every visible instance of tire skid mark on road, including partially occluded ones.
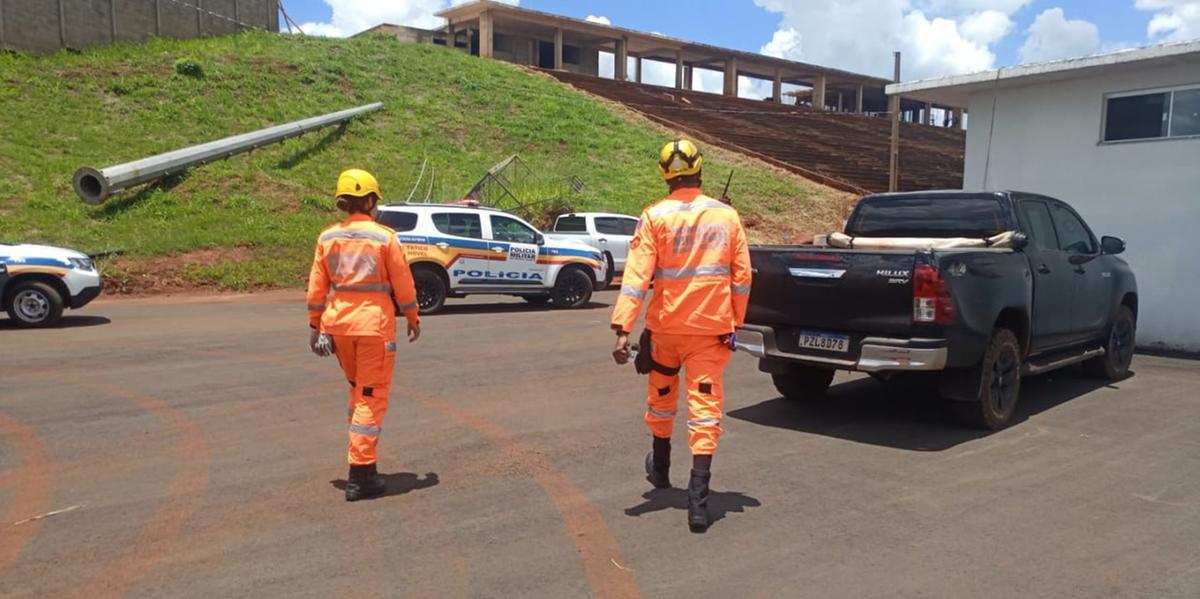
[51,378,211,599]
[0,411,53,577]
[399,385,641,599]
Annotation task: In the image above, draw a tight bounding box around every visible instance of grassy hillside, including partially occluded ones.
[0,31,852,292]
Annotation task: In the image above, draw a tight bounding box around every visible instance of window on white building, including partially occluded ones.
[1104,85,1200,142]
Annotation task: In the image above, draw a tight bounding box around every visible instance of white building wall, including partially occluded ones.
[963,62,1200,352]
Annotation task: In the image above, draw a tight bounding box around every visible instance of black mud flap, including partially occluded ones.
[939,364,984,402]
[757,358,791,375]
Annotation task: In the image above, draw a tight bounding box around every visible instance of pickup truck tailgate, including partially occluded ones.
[745,247,918,340]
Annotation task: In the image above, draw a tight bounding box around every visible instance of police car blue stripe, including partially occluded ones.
[0,256,71,268]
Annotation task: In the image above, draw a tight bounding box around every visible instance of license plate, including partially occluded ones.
[798,331,850,353]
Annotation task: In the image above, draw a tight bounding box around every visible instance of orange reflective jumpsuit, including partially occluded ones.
[612,187,752,455]
[306,214,420,466]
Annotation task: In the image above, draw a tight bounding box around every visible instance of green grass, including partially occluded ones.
[0,32,844,291]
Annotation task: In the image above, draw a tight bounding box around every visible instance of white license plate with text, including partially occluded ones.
[798,331,850,353]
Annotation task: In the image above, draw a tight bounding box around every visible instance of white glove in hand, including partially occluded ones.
[314,333,335,358]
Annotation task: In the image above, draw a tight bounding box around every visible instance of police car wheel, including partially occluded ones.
[551,268,593,309]
[6,281,64,328]
[412,267,447,315]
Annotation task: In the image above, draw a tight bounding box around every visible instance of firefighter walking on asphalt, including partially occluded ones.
[307,169,422,502]
[611,140,753,533]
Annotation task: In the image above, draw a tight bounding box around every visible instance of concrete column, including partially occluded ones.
[614,37,628,81]
[58,0,67,47]
[635,56,642,83]
[528,39,536,65]
[838,92,844,112]
[0,0,5,47]
[723,56,738,97]
[684,65,693,90]
[554,28,563,70]
[478,10,493,59]
[772,69,783,103]
[675,51,684,89]
[233,0,240,29]
[197,0,203,34]
[856,84,864,113]
[109,0,117,41]
[953,108,964,130]
[924,102,933,126]
[812,74,827,110]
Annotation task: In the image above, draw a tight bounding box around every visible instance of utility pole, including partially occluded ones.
[888,51,902,193]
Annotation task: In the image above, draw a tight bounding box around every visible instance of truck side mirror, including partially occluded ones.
[1011,232,1029,250]
[1101,236,1125,255]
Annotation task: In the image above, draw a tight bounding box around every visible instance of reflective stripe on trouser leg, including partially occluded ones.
[644,335,682,439]
[684,337,732,455]
[345,337,397,465]
[645,369,679,439]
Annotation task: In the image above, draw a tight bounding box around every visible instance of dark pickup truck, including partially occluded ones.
[738,191,1137,430]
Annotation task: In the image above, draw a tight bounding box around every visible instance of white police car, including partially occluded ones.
[0,242,103,327]
[375,203,607,314]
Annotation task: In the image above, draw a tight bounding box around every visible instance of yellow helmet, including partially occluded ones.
[658,139,703,181]
[335,169,380,199]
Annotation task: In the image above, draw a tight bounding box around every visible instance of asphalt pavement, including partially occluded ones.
[1,290,1198,598]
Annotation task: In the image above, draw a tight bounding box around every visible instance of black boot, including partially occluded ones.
[644,436,672,489]
[345,463,387,502]
[688,459,712,533]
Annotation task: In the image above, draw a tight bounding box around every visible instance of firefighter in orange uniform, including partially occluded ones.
[611,140,753,533]
[307,169,422,501]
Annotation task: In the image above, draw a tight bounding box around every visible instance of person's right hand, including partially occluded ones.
[612,332,631,365]
[407,322,421,343]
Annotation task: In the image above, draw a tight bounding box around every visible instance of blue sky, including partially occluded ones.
[281,1,1199,82]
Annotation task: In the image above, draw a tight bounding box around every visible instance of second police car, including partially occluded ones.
[376,203,607,314]
[1,241,104,327]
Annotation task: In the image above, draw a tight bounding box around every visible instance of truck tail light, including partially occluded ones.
[913,264,954,324]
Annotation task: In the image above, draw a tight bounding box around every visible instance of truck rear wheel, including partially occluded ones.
[951,328,1021,431]
[1084,305,1135,381]
[771,365,835,401]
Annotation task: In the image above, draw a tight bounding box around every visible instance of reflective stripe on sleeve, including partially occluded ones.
[307,303,326,311]
[349,423,381,437]
[648,407,677,418]
[398,300,419,312]
[320,230,391,244]
[687,418,720,429]
[619,286,648,300]
[332,283,393,292]
[655,264,731,280]
[732,283,752,295]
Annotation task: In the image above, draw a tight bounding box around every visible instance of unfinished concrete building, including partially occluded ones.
[359,0,960,126]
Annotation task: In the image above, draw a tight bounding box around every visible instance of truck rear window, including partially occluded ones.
[554,216,586,232]
[847,197,1008,238]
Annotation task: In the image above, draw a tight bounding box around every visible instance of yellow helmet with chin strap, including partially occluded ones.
[658,139,703,181]
[335,169,381,199]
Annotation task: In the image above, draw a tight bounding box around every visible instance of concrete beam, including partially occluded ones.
[554,27,563,70]
[479,10,493,58]
[615,36,628,81]
[724,56,738,97]
[675,51,684,89]
[812,74,827,110]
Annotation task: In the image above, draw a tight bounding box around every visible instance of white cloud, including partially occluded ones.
[1135,0,1200,42]
[960,10,1014,45]
[1018,8,1100,63]
[751,0,1029,81]
[297,0,519,38]
[585,15,612,26]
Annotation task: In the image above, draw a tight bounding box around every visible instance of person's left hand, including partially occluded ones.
[309,328,321,356]
[612,332,631,365]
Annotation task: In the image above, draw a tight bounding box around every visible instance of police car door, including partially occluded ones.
[487,214,546,287]
[431,211,490,287]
